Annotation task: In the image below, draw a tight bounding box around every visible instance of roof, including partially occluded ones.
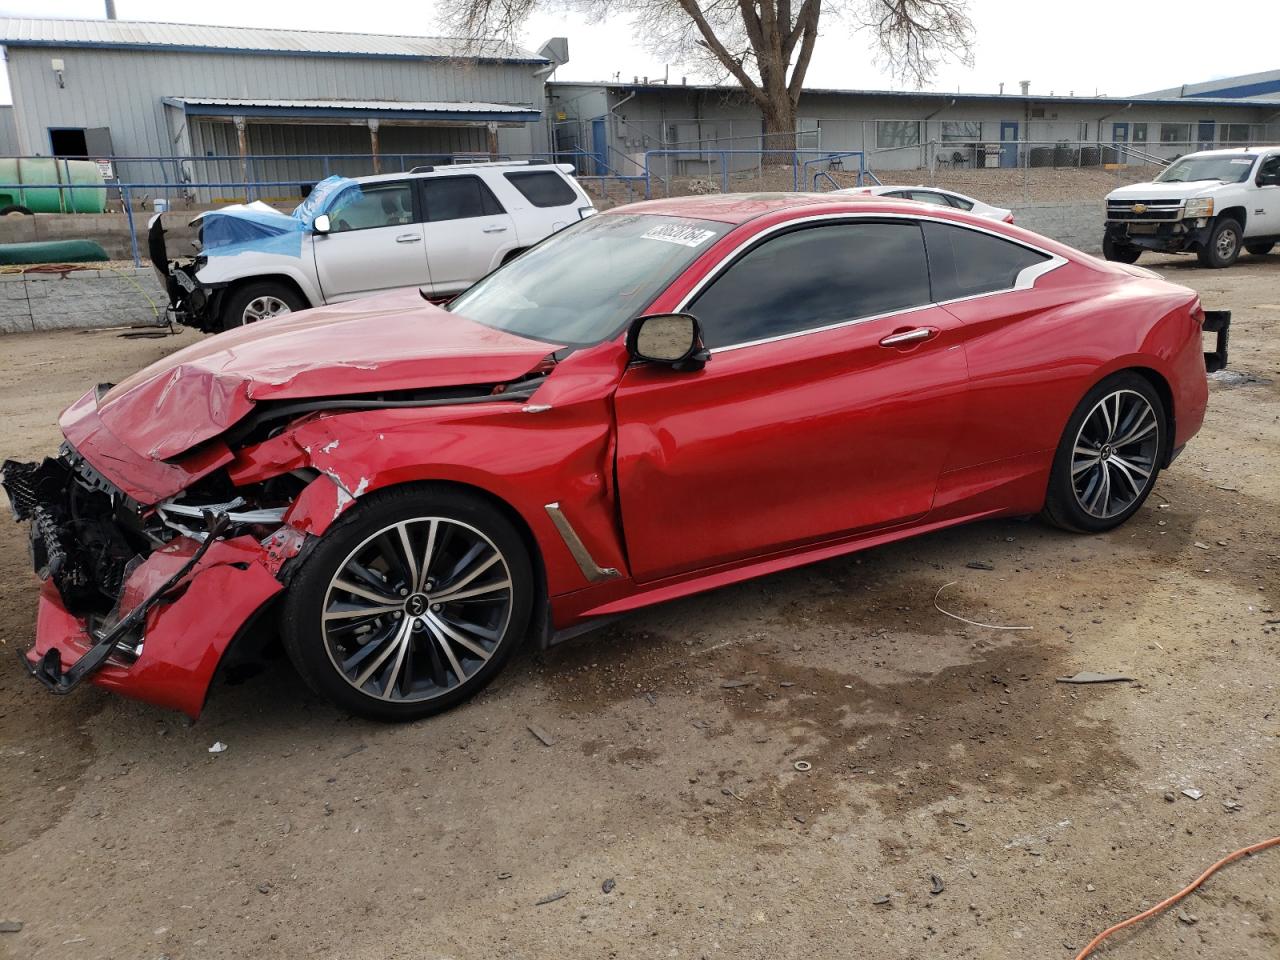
[0,17,546,64]
[163,96,540,123]
[549,80,1280,110]
[603,192,896,225]
[1142,68,1280,101]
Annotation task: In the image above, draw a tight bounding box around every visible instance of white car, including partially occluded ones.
[148,161,596,332]
[835,185,1014,223]
[1104,146,1280,268]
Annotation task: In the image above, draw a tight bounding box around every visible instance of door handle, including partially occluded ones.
[879,327,937,347]
[482,225,509,234]
[396,234,422,243]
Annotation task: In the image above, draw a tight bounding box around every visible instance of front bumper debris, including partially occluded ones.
[1105,218,1213,254]
[2,452,292,716]
[1203,310,1230,373]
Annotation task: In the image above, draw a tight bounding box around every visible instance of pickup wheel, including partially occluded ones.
[1245,241,1275,256]
[220,281,307,330]
[1102,234,1141,264]
[1196,218,1243,268]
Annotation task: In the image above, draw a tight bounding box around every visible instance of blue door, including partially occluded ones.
[1112,122,1130,163]
[591,118,608,175]
[999,122,1019,168]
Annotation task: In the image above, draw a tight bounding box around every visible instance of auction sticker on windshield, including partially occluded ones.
[642,222,718,247]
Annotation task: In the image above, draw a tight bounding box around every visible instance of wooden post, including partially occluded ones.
[368,119,382,174]
[487,122,499,159]
[234,116,251,200]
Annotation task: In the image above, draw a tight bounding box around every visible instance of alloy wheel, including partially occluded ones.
[321,518,514,703]
[242,295,292,324]
[1070,389,1160,519]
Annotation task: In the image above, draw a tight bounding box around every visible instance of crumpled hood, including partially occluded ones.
[93,289,562,461]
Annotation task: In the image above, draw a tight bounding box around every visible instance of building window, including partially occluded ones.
[1132,123,1148,143]
[940,121,981,142]
[1160,123,1191,145]
[1222,123,1252,145]
[876,120,921,149]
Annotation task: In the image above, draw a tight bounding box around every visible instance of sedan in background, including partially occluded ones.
[838,184,1014,223]
[4,192,1226,723]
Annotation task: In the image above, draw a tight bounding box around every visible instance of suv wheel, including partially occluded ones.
[221,281,306,330]
[1102,234,1141,264]
[1245,241,1275,256]
[1197,218,1242,268]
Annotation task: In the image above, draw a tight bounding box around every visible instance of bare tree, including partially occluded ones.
[440,0,974,148]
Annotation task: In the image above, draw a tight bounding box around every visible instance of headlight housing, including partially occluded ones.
[1184,197,1214,219]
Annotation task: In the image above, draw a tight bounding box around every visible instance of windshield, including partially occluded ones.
[1155,154,1256,184]
[448,213,731,346]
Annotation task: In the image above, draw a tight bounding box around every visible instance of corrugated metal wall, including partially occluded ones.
[5,44,547,177]
[187,120,491,196]
[0,106,19,155]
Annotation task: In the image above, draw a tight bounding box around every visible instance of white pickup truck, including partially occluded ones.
[1103,146,1280,268]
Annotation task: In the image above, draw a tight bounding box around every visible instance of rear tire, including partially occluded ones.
[1196,218,1242,268]
[1245,241,1275,256]
[220,280,306,330]
[1102,234,1142,264]
[1042,372,1167,534]
[280,485,533,722]
[0,204,33,217]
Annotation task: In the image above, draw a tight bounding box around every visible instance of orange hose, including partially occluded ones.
[1074,836,1280,959]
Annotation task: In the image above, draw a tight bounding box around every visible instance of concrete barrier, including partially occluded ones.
[0,212,199,262]
[0,265,167,334]
[1010,201,1103,254]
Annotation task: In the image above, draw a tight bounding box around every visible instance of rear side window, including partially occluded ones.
[691,221,931,349]
[421,175,505,222]
[907,190,953,208]
[504,170,578,207]
[922,221,1050,301]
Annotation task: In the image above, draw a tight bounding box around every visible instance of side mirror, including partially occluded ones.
[312,214,331,235]
[626,313,709,371]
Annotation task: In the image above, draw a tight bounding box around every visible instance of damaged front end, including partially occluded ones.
[148,211,219,332]
[1,444,305,715]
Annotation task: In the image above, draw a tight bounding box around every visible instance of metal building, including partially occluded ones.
[550,81,1280,176]
[0,17,564,192]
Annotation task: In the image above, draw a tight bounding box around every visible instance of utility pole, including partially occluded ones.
[104,0,117,19]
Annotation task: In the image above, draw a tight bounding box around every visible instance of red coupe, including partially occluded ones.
[3,193,1229,721]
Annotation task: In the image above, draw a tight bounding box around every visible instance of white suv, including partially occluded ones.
[148,161,596,332]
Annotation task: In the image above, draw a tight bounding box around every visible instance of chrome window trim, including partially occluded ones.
[676,211,1068,354]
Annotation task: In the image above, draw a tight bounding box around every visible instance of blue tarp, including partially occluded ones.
[201,176,362,259]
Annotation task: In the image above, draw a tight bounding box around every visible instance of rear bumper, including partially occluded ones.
[22,536,284,718]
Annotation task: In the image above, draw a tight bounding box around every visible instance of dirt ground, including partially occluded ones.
[0,253,1277,960]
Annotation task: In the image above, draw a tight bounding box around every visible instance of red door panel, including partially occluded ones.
[613,305,969,583]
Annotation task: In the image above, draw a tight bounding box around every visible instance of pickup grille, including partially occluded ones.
[1106,199,1183,222]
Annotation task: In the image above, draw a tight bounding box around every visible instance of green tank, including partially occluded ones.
[0,158,107,214]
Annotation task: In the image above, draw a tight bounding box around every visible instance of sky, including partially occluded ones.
[1,0,1274,104]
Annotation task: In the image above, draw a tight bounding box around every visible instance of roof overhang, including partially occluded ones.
[163,97,541,124]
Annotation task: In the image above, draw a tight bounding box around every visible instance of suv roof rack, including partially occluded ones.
[408,158,552,174]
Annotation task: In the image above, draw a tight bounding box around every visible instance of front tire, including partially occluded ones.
[1245,241,1275,256]
[220,281,306,330]
[1102,234,1142,264]
[1196,218,1242,268]
[1042,373,1166,533]
[280,485,534,722]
